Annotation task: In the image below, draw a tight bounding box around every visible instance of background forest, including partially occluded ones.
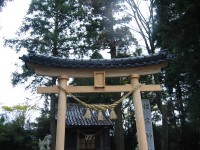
[0,0,200,150]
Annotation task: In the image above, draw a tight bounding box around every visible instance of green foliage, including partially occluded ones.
[155,0,200,119]
[0,102,51,149]
[1,102,37,127]
[123,100,137,150]
[5,0,88,56]
[80,0,138,57]
[154,0,200,149]
[0,120,34,150]
[0,107,35,150]
[155,0,200,78]
[32,113,50,140]
[2,105,29,112]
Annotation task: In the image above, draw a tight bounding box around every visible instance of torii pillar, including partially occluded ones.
[130,74,148,150]
[55,75,68,150]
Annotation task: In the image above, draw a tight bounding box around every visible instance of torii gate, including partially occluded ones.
[21,50,171,150]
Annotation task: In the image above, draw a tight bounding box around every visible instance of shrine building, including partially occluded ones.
[66,100,114,150]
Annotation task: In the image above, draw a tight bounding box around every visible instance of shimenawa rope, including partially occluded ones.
[58,84,141,120]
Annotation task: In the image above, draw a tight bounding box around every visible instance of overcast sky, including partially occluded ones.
[0,0,32,107]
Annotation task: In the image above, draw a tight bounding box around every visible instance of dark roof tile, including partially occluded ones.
[20,50,172,69]
[66,103,114,128]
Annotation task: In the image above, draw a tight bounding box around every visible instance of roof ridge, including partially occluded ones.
[21,50,172,70]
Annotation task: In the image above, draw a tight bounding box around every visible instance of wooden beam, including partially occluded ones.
[55,75,68,150]
[130,74,148,150]
[37,84,161,94]
[28,62,168,77]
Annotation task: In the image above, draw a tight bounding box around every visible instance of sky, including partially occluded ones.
[0,0,32,107]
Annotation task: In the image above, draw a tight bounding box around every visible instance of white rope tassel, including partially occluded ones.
[110,108,117,120]
[98,110,104,120]
[84,108,91,119]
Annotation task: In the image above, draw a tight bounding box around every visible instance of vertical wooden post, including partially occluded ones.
[130,74,148,150]
[55,75,68,150]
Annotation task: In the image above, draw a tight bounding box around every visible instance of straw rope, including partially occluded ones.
[58,84,141,111]
[78,130,102,141]
[78,129,102,137]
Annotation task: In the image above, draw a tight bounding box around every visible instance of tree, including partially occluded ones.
[32,112,51,143]
[154,0,200,149]
[125,0,156,54]
[1,103,35,128]
[82,0,137,55]
[0,117,34,150]
[123,99,137,150]
[0,103,36,150]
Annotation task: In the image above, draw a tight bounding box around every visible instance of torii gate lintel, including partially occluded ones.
[37,84,161,94]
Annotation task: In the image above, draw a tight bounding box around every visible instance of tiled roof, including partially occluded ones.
[20,50,172,69]
[66,103,114,127]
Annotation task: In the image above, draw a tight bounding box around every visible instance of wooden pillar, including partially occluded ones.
[55,75,68,150]
[130,74,148,150]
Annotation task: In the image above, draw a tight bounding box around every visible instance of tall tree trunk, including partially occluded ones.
[110,41,125,150]
[154,74,169,150]
[176,81,189,150]
[161,106,169,150]
[115,102,125,150]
